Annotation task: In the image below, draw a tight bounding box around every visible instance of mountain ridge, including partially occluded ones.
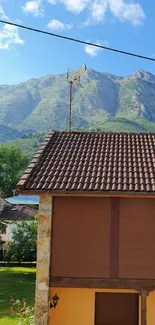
[1,68,155,143]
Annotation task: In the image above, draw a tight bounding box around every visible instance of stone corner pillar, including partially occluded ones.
[35,194,53,325]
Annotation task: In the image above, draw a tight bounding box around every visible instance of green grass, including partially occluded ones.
[0,267,36,325]
[90,118,155,133]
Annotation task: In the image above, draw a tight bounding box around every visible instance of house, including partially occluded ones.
[0,197,37,246]
[16,130,155,325]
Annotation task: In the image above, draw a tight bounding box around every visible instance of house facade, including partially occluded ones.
[17,131,155,325]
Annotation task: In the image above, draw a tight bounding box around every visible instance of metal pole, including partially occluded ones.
[69,81,72,132]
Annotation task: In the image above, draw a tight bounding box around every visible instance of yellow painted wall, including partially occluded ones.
[147,291,155,325]
[49,288,154,325]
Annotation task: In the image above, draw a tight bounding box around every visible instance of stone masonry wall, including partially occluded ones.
[35,194,52,325]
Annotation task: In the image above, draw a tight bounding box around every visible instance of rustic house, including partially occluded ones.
[0,197,36,245]
[17,131,155,325]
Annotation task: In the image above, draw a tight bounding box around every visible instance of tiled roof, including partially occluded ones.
[0,206,37,221]
[17,131,155,194]
[0,198,37,220]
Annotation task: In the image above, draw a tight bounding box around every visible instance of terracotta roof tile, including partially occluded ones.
[16,131,155,194]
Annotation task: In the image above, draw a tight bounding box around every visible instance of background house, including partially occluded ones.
[17,131,155,325]
[0,197,37,245]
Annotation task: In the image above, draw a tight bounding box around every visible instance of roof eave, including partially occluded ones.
[16,187,155,198]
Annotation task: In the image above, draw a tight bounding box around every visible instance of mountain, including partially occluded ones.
[0,125,22,143]
[1,68,155,143]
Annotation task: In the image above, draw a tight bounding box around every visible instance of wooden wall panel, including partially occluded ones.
[95,293,139,325]
[50,197,110,278]
[109,198,120,278]
[119,198,155,279]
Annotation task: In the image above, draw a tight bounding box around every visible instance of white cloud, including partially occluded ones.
[0,5,9,19]
[108,0,145,25]
[48,0,57,4]
[85,44,100,56]
[0,24,24,50]
[47,19,73,31]
[49,0,90,13]
[0,6,24,50]
[91,0,107,22]
[49,0,145,25]
[22,0,43,17]
[84,40,108,57]
[89,0,145,24]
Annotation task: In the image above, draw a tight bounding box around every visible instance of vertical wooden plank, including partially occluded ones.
[140,290,149,325]
[109,197,120,278]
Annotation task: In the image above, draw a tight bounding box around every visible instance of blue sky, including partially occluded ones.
[0,0,155,84]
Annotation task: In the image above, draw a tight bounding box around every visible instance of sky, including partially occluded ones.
[0,0,155,84]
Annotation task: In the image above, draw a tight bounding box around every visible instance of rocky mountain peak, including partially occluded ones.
[134,70,155,82]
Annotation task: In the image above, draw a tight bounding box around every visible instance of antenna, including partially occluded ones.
[67,64,86,132]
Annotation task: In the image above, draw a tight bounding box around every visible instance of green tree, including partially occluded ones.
[4,218,38,262]
[0,144,28,196]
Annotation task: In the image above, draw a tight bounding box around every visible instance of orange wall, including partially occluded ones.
[49,288,155,325]
[147,291,155,325]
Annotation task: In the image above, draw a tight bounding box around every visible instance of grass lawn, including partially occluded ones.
[0,267,36,325]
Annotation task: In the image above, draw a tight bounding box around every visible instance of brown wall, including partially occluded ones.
[119,198,155,279]
[95,292,139,325]
[50,196,155,279]
[51,197,110,277]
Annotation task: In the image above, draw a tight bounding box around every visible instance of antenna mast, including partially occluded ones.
[67,64,86,132]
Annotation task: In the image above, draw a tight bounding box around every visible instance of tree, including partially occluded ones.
[0,144,28,197]
[4,218,38,262]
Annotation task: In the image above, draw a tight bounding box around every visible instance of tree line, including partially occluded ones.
[0,143,29,197]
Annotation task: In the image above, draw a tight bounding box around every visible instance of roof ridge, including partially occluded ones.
[50,130,155,135]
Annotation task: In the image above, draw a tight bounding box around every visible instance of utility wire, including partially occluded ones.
[0,19,155,63]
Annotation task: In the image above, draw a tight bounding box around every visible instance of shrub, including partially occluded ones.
[4,218,38,262]
[10,296,34,325]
